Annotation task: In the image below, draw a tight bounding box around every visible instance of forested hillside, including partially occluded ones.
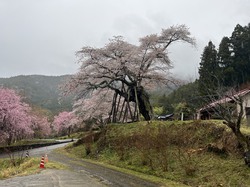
[0,75,74,114]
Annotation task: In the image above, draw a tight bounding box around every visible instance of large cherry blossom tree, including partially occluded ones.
[65,25,195,121]
[0,88,33,145]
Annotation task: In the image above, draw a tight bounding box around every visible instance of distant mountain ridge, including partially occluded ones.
[0,75,74,114]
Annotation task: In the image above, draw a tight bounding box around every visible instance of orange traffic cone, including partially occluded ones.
[45,154,48,163]
[39,156,45,169]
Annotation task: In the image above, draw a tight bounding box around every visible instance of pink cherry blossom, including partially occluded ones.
[63,25,195,121]
[0,88,33,144]
[52,111,78,136]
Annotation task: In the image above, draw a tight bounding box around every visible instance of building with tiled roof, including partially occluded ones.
[197,88,250,125]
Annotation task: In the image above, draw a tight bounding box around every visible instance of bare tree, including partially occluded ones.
[200,87,250,152]
[64,25,195,121]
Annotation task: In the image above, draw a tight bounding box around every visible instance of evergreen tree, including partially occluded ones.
[158,94,174,114]
[218,36,234,86]
[243,23,250,83]
[230,24,250,85]
[157,81,201,118]
[198,41,219,95]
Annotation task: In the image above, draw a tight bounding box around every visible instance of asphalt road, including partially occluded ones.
[0,141,70,159]
[0,142,161,187]
[0,169,107,187]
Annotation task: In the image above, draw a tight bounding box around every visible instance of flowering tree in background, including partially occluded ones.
[64,25,195,121]
[52,111,78,137]
[0,88,33,145]
[30,116,51,138]
[29,106,52,138]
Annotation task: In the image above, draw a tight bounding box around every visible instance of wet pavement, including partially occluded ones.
[0,142,161,187]
[0,169,107,187]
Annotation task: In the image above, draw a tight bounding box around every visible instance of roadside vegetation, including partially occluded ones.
[0,157,66,179]
[63,120,250,187]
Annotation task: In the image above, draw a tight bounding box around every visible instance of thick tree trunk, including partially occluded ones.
[130,86,152,121]
[115,86,153,121]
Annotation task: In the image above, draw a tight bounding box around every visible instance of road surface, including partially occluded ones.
[0,139,74,159]
[0,169,106,187]
[0,141,161,187]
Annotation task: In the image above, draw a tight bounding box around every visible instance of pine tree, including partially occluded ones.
[218,36,234,86]
[198,41,219,95]
[230,24,250,85]
[244,23,250,83]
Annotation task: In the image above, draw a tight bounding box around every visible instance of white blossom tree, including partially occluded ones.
[64,25,195,121]
[73,89,112,124]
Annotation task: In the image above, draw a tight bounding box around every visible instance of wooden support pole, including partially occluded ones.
[134,86,140,121]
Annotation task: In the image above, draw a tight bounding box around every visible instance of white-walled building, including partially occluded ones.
[197,88,250,125]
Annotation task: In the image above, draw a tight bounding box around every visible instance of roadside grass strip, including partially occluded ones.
[0,157,66,179]
[58,120,250,186]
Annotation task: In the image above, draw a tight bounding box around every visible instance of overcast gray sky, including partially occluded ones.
[0,0,249,79]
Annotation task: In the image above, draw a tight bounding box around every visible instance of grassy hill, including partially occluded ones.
[64,120,250,186]
[0,75,74,115]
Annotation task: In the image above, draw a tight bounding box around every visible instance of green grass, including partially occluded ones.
[58,144,188,187]
[58,131,87,140]
[241,125,250,136]
[210,119,250,136]
[0,157,66,179]
[61,120,250,187]
[91,147,250,186]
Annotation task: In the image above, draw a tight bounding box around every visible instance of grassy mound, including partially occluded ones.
[65,120,250,186]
